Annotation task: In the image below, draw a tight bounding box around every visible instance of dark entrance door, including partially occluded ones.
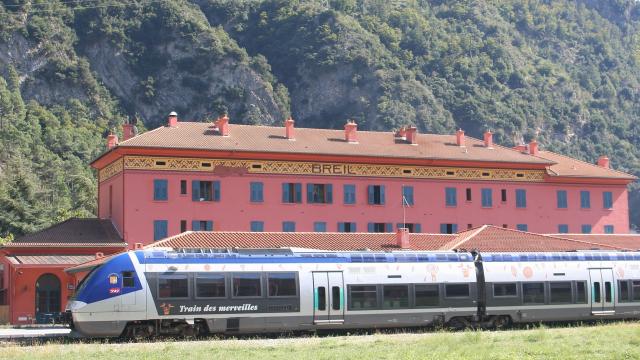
[35,274,61,323]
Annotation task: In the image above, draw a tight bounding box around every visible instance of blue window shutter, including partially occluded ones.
[604,225,614,234]
[367,185,374,204]
[206,221,213,231]
[307,184,314,203]
[557,190,567,208]
[440,224,447,234]
[415,224,422,233]
[581,224,592,234]
[558,224,568,233]
[282,183,289,202]
[351,222,357,232]
[386,223,393,232]
[192,181,200,201]
[154,220,167,241]
[581,191,590,208]
[516,189,526,208]
[367,223,374,232]
[380,185,385,205]
[452,224,458,233]
[326,184,333,203]
[338,222,345,232]
[192,221,200,231]
[295,183,302,203]
[603,192,612,209]
[408,186,414,205]
[213,181,220,201]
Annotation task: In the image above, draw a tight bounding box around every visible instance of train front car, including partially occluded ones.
[66,252,146,337]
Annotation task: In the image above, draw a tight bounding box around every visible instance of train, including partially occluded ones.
[65,247,640,337]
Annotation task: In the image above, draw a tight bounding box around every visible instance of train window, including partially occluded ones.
[158,275,189,299]
[605,282,612,303]
[522,282,545,304]
[575,281,587,303]
[619,281,630,302]
[383,285,409,309]
[593,282,601,303]
[493,283,517,297]
[632,281,640,301]
[317,287,326,310]
[122,271,135,288]
[332,287,341,310]
[196,273,226,298]
[444,284,470,298]
[415,284,439,307]
[549,282,572,304]
[349,285,378,310]
[232,273,262,297]
[267,273,297,297]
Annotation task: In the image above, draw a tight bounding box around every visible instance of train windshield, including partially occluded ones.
[70,266,100,300]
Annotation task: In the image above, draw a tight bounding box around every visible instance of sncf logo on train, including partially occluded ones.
[109,288,121,294]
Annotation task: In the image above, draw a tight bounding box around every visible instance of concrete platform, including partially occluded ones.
[0,327,71,339]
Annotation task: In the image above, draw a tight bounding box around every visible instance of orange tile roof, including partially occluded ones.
[548,234,640,251]
[146,231,455,251]
[116,122,553,165]
[536,151,636,180]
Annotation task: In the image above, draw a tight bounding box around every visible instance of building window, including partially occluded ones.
[343,184,356,204]
[250,221,264,232]
[515,189,527,208]
[180,180,187,195]
[516,224,528,232]
[314,222,327,232]
[481,188,492,207]
[603,191,613,209]
[192,220,213,231]
[396,223,421,233]
[250,182,264,203]
[604,225,614,234]
[192,181,220,202]
[465,188,472,201]
[282,183,302,203]
[367,185,385,205]
[558,224,569,233]
[580,191,591,209]
[153,220,168,241]
[180,220,187,233]
[581,224,592,234]
[307,183,333,204]
[338,222,357,232]
[153,179,168,201]
[440,223,458,234]
[501,189,507,202]
[445,187,457,207]
[557,190,568,209]
[368,223,392,233]
[402,186,414,206]
[282,221,296,232]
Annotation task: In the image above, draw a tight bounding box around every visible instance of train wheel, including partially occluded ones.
[493,316,511,330]
[447,317,469,331]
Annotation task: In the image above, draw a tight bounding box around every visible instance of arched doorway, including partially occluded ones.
[35,273,61,323]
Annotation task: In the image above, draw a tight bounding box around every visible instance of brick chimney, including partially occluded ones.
[396,228,410,249]
[514,144,527,152]
[483,130,493,148]
[216,114,230,136]
[344,121,358,143]
[529,139,539,155]
[285,117,295,140]
[106,133,118,150]
[167,111,178,127]
[395,127,407,139]
[456,129,465,147]
[122,121,135,141]
[405,126,418,145]
[597,155,610,169]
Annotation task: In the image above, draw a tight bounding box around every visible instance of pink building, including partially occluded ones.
[92,114,637,247]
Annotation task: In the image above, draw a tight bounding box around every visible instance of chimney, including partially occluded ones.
[597,155,610,169]
[513,144,527,152]
[106,133,118,150]
[396,228,410,249]
[483,130,493,148]
[395,127,407,139]
[285,117,295,140]
[167,111,178,127]
[134,242,144,250]
[122,122,135,141]
[456,129,465,147]
[216,113,230,136]
[405,126,418,145]
[95,252,104,259]
[344,121,358,143]
[529,139,539,155]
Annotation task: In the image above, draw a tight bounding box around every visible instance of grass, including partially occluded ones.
[1,322,639,359]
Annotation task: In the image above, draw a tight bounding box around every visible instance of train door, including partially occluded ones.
[312,272,344,324]
[589,268,615,315]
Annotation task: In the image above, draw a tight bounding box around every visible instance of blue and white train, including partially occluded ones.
[65,248,640,337]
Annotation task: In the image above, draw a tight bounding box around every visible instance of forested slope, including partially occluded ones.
[0,0,638,237]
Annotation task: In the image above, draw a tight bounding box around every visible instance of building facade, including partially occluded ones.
[92,114,636,247]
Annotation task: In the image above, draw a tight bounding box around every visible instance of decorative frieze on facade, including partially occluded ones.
[98,155,546,182]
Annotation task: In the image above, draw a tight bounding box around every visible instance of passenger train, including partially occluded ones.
[65,248,640,337]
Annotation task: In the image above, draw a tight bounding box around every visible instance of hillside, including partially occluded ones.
[0,0,638,236]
